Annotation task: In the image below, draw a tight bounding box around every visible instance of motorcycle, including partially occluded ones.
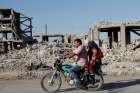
[41,57,105,93]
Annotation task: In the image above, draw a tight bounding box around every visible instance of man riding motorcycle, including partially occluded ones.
[64,38,88,85]
[40,40,104,93]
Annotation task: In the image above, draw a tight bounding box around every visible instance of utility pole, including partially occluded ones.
[45,24,47,35]
[45,24,48,42]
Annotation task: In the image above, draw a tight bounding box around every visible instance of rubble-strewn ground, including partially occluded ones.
[0,42,140,79]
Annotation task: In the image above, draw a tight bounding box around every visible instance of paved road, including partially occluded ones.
[0,76,140,93]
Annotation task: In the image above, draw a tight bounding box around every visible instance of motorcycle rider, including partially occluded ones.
[64,38,88,85]
[87,41,103,74]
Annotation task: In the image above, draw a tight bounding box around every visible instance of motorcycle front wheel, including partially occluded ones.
[41,70,62,93]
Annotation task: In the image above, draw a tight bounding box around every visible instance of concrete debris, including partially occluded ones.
[0,42,140,79]
[0,42,74,79]
[102,46,135,63]
[102,45,140,76]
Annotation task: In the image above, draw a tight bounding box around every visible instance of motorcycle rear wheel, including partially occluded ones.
[88,74,103,91]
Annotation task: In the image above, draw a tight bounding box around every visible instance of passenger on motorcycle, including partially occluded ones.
[87,41,103,73]
[64,39,88,84]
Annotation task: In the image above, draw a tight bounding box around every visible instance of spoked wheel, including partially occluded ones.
[41,70,62,93]
[87,74,103,91]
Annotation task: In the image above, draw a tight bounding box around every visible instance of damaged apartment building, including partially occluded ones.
[89,21,140,49]
[0,8,34,53]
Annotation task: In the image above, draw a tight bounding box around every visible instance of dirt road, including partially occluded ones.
[0,75,140,93]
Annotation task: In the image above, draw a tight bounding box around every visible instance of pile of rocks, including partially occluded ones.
[0,42,74,79]
[102,45,140,76]
[0,42,140,79]
[102,47,135,63]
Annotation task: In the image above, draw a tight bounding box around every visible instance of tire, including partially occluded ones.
[88,74,104,91]
[94,74,103,90]
[41,70,62,93]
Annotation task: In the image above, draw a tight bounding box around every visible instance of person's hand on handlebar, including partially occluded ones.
[64,51,69,56]
[64,51,75,58]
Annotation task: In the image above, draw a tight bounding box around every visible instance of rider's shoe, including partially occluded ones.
[78,83,88,90]
[75,79,88,90]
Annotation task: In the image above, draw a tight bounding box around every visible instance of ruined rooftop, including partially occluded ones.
[89,21,140,49]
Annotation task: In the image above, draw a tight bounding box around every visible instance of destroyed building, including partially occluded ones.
[0,8,34,53]
[89,21,140,48]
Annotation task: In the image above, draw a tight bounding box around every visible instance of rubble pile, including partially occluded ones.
[102,47,135,63]
[0,42,140,79]
[0,43,72,68]
[0,42,73,79]
[102,46,140,76]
